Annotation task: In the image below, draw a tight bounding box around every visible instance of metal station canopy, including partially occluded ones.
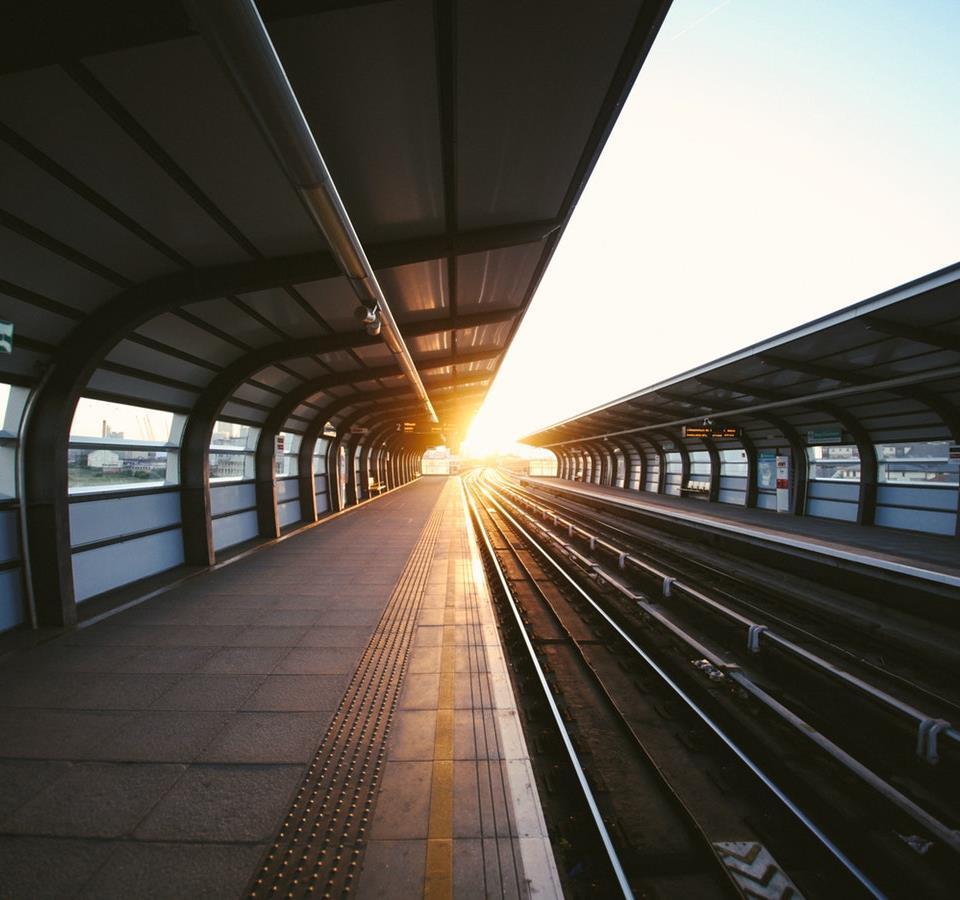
[523,263,960,453]
[0,0,673,438]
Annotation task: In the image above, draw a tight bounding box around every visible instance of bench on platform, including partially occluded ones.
[368,480,387,496]
[680,479,711,498]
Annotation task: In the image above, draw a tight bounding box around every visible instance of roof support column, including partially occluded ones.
[344,434,361,507]
[676,437,691,492]
[597,442,613,486]
[740,434,758,508]
[585,445,600,484]
[180,415,215,568]
[297,434,318,524]
[21,397,74,625]
[255,430,280,540]
[648,436,667,493]
[329,437,345,512]
[622,437,647,491]
[705,439,720,502]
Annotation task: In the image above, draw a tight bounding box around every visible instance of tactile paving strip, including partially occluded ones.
[248,501,445,898]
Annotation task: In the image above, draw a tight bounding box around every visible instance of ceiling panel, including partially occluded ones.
[456,243,542,311]
[457,0,637,227]
[380,259,447,318]
[87,36,323,259]
[0,65,247,266]
[273,0,444,243]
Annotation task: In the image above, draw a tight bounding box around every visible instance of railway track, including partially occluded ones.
[494,472,960,788]
[464,469,960,898]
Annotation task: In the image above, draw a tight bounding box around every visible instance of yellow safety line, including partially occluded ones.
[424,511,459,900]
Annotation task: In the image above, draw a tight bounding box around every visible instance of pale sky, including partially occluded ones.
[462,0,960,455]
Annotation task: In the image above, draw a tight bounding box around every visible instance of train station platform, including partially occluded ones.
[524,477,960,589]
[0,478,559,899]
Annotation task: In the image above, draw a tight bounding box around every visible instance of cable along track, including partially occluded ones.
[465,473,867,899]
[475,469,960,898]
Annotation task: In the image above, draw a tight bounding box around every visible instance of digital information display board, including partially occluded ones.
[682,424,742,440]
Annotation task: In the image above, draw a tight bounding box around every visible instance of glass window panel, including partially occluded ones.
[877,441,958,486]
[720,448,748,477]
[71,397,174,444]
[275,432,300,476]
[1,383,29,499]
[68,448,170,493]
[211,420,259,451]
[807,445,860,482]
[209,450,255,482]
[0,383,10,432]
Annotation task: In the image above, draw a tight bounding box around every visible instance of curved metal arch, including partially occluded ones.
[309,387,487,499]
[606,436,636,489]
[227,374,491,541]
[620,433,663,493]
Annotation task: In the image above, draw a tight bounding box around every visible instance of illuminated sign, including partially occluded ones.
[682,425,741,440]
[396,422,445,435]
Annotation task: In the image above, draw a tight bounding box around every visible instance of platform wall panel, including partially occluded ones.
[278,499,301,527]
[806,498,858,522]
[718,488,746,505]
[876,485,958,512]
[212,509,259,551]
[0,508,19,564]
[277,478,299,502]
[73,528,185,602]
[719,475,747,505]
[210,482,256,517]
[0,568,25,632]
[874,506,956,535]
[807,481,859,502]
[756,492,777,511]
[69,492,181,548]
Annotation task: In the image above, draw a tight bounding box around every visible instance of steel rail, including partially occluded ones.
[460,476,634,900]
[473,471,886,898]
[495,471,960,757]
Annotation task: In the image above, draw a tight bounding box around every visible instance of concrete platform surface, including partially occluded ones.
[527,476,960,587]
[0,477,560,899]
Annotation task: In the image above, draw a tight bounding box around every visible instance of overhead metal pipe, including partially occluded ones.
[184,0,439,422]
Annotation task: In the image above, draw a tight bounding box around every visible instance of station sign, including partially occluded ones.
[950,445,960,461]
[396,422,445,435]
[349,425,369,434]
[682,424,742,440]
[807,428,841,445]
[0,320,12,354]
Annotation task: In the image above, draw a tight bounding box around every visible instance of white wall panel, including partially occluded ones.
[212,510,258,551]
[0,508,19,563]
[278,499,301,527]
[277,478,299,501]
[73,528,185,602]
[210,482,256,516]
[69,491,180,547]
[0,568,24,632]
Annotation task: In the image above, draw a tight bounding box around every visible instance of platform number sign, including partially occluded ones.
[0,320,12,354]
